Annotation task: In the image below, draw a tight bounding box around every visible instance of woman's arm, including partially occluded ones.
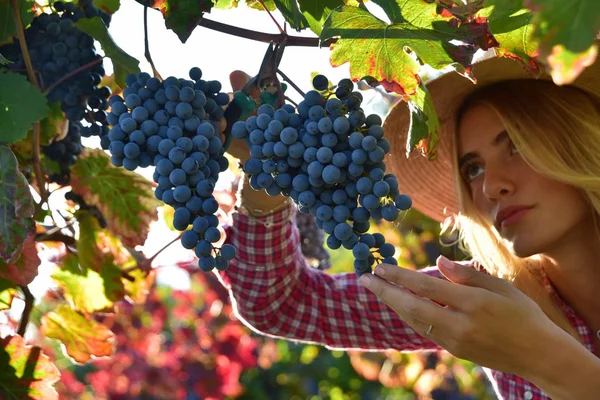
[523,325,600,400]
[215,198,447,352]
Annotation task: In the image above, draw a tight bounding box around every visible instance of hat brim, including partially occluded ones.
[383,54,600,223]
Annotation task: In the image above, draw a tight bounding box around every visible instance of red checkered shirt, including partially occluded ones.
[215,203,597,400]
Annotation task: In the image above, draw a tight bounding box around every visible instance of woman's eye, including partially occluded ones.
[510,142,519,154]
[464,164,484,181]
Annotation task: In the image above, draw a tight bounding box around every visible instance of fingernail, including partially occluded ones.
[374,267,385,278]
[439,256,456,271]
[359,274,372,286]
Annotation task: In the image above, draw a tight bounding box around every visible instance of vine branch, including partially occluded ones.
[11,0,38,87]
[144,6,163,80]
[198,17,336,47]
[17,286,34,337]
[11,0,49,205]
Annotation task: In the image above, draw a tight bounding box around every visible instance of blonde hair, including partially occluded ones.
[448,79,600,344]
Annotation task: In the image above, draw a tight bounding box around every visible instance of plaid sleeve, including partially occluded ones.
[216,203,447,353]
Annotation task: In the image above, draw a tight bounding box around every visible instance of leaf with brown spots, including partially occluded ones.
[70,149,160,249]
[0,335,61,400]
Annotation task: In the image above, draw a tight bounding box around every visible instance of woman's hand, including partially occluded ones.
[219,70,258,164]
[358,256,564,379]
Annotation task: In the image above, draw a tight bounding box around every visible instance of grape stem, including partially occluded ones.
[42,57,104,95]
[198,17,336,47]
[144,6,163,80]
[10,0,49,205]
[256,0,285,34]
[17,285,34,337]
[276,68,305,97]
[10,0,39,87]
[121,232,183,274]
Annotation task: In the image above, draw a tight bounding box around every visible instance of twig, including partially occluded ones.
[42,57,104,95]
[35,231,76,247]
[35,220,76,242]
[198,17,336,47]
[121,232,183,274]
[10,0,38,87]
[257,0,285,34]
[17,286,34,337]
[277,68,306,97]
[31,123,48,204]
[143,6,162,80]
[284,96,298,107]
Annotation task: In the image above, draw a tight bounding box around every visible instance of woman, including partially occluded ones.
[216,52,600,400]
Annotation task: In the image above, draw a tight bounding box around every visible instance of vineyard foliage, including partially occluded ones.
[0,0,598,398]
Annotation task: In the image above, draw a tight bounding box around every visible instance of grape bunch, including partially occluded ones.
[231,75,413,276]
[296,212,331,270]
[104,69,236,272]
[42,121,83,185]
[0,7,111,150]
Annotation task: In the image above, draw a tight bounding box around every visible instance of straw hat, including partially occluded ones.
[383,50,600,223]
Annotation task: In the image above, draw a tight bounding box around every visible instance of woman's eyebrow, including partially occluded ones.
[457,130,508,170]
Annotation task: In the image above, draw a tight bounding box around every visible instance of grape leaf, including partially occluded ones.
[51,254,124,314]
[320,2,466,97]
[479,0,540,69]
[74,17,140,88]
[273,0,310,31]
[0,72,50,145]
[0,146,34,264]
[41,305,116,364]
[406,82,439,159]
[0,277,17,310]
[525,0,600,84]
[70,149,160,248]
[93,0,120,14]
[149,0,213,43]
[0,0,34,44]
[246,0,275,10]
[0,335,60,400]
[298,0,344,36]
[0,235,40,286]
[213,0,238,9]
[76,210,104,272]
[123,268,156,304]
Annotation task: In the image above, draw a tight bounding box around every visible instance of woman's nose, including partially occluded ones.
[482,163,515,201]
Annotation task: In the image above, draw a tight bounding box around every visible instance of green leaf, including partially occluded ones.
[480,0,539,65]
[41,305,115,364]
[0,0,34,44]
[74,17,140,88]
[0,335,60,400]
[0,146,34,264]
[273,0,310,31]
[299,0,344,36]
[320,3,464,97]
[150,0,213,43]
[0,72,49,145]
[0,277,17,310]
[406,82,439,160]
[213,0,239,9]
[246,0,275,10]
[51,254,124,314]
[0,235,40,286]
[525,0,600,84]
[70,149,160,249]
[76,210,104,272]
[0,52,12,65]
[93,0,120,14]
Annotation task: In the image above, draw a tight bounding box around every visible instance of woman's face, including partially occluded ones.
[456,103,594,257]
